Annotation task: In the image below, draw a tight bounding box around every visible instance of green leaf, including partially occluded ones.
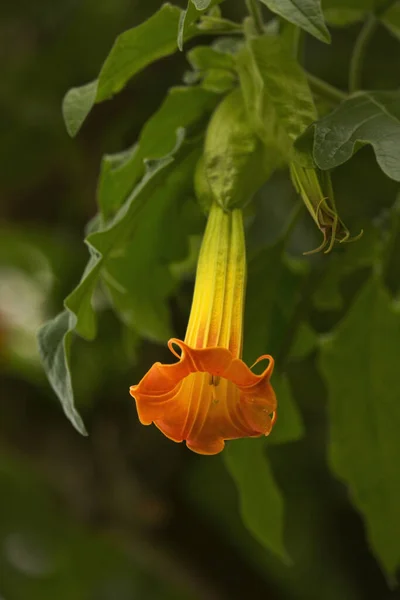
[313,226,381,311]
[237,35,317,159]
[38,133,196,432]
[310,91,400,182]
[244,241,305,443]
[322,0,372,25]
[63,4,183,136]
[64,253,101,340]
[203,88,281,209]
[224,438,290,562]
[186,44,238,93]
[187,45,236,71]
[259,0,331,43]
[192,0,213,8]
[289,321,318,360]
[102,147,201,341]
[269,373,304,444]
[62,81,98,138]
[97,86,218,220]
[319,276,400,576]
[244,240,308,363]
[178,0,222,51]
[37,311,87,435]
[382,2,400,41]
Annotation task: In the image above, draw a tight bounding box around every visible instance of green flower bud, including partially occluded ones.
[290,163,362,254]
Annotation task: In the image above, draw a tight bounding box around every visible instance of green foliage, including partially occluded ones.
[259,0,331,43]
[237,34,317,160]
[186,44,238,92]
[178,0,223,50]
[322,0,372,25]
[383,3,400,40]
[308,91,400,181]
[63,4,185,136]
[38,311,87,435]
[23,0,400,592]
[224,437,289,562]
[201,88,278,209]
[320,276,400,575]
[97,86,219,220]
[38,135,201,433]
[0,457,189,600]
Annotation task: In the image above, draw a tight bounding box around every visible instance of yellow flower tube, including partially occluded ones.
[130,203,276,455]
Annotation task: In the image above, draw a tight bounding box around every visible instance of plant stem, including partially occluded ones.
[348,0,397,93]
[348,14,377,93]
[306,73,347,104]
[245,0,264,35]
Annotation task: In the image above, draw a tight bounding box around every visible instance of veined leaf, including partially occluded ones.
[237,34,317,159]
[102,146,201,341]
[63,5,183,137]
[259,0,331,43]
[224,437,290,562]
[310,91,400,181]
[319,276,400,576]
[37,132,197,434]
[37,311,87,435]
[203,88,282,210]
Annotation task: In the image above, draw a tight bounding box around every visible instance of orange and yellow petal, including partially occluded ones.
[130,339,276,455]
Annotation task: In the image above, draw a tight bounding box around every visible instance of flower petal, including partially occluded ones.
[130,339,276,454]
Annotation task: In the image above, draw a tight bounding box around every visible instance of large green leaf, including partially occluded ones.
[224,437,289,562]
[102,147,201,341]
[259,0,331,43]
[269,373,304,444]
[37,311,87,435]
[319,276,400,576]
[38,132,196,433]
[245,242,306,440]
[224,239,306,562]
[97,86,218,220]
[63,4,183,137]
[202,88,282,210]
[245,240,309,363]
[237,35,317,160]
[309,91,400,181]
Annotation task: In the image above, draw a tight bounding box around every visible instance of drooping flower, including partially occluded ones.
[129,202,276,455]
[290,163,362,254]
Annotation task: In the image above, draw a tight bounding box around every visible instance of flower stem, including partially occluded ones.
[306,73,347,104]
[349,0,397,93]
[245,0,264,35]
[349,14,377,93]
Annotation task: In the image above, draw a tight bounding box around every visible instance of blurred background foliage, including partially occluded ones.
[1,0,400,599]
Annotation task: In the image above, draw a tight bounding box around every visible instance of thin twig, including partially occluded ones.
[306,72,347,104]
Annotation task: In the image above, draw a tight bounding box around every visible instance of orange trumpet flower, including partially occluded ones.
[130,203,277,455]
